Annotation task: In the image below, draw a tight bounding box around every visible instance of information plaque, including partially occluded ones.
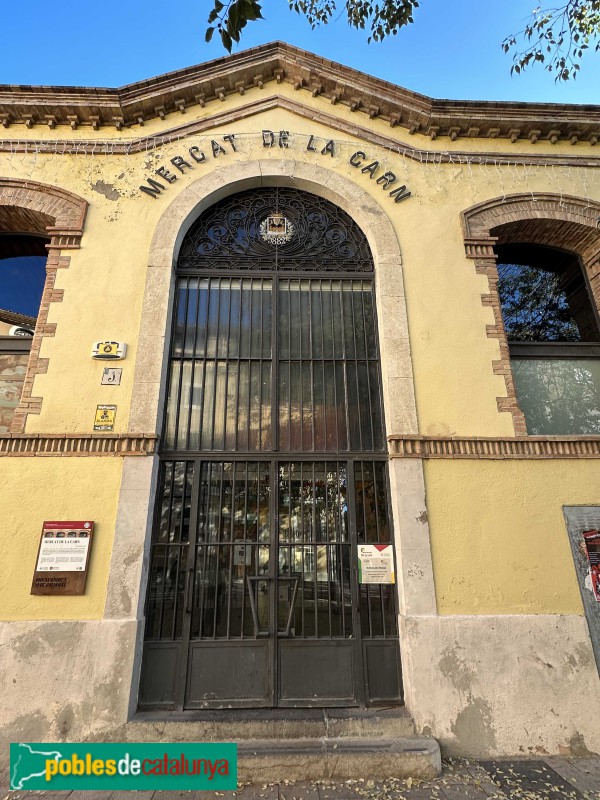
[583,530,600,602]
[31,521,94,595]
[358,544,395,584]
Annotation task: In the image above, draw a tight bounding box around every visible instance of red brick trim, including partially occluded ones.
[389,435,600,459]
[461,193,600,436]
[0,97,598,166]
[0,433,157,456]
[0,42,598,143]
[0,179,89,433]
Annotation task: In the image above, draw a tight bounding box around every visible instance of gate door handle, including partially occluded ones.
[246,576,270,638]
[277,576,300,638]
[184,568,194,614]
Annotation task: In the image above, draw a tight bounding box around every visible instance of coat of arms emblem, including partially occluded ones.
[259,212,294,244]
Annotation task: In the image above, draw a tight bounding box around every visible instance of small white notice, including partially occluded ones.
[358,544,395,584]
[101,367,122,386]
[233,541,252,566]
[36,535,91,572]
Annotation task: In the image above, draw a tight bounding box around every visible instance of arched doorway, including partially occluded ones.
[139,187,402,709]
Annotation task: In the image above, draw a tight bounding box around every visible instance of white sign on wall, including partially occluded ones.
[358,544,395,584]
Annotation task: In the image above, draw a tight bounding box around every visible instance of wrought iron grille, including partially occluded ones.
[163,276,385,453]
[140,188,401,710]
[177,188,373,272]
[145,459,398,643]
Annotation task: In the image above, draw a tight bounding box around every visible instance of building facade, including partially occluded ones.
[1,42,600,764]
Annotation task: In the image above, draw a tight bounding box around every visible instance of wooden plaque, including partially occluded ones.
[31,521,94,596]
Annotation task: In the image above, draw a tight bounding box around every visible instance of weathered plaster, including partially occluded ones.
[0,618,140,761]
[402,614,600,757]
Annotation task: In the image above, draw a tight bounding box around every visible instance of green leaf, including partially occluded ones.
[221,29,233,51]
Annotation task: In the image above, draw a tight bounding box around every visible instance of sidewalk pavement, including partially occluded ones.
[3,757,600,800]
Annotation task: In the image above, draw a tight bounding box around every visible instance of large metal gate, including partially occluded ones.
[139,188,402,709]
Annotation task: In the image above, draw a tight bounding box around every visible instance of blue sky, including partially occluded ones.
[0,258,46,317]
[1,1,598,315]
[0,0,598,103]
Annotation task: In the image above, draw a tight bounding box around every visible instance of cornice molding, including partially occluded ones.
[388,435,600,459]
[0,96,598,168]
[0,42,598,144]
[0,433,157,456]
[3,432,598,459]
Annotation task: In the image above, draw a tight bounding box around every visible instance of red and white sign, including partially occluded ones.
[583,530,600,602]
[36,521,93,573]
[358,544,395,584]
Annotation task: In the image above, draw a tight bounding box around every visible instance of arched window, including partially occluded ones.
[140,188,401,710]
[0,234,48,432]
[496,242,600,435]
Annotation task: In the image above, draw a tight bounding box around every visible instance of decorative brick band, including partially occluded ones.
[0,179,89,433]
[388,435,600,459]
[0,42,598,144]
[461,193,600,436]
[0,97,598,167]
[0,434,157,457]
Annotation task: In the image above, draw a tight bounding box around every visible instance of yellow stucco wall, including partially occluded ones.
[0,457,123,620]
[0,90,593,441]
[425,459,600,615]
[0,84,598,622]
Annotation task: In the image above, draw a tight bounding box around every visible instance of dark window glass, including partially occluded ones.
[496,243,600,436]
[496,245,599,343]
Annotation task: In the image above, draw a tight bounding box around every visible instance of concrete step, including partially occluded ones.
[237,737,442,782]
[127,708,416,741]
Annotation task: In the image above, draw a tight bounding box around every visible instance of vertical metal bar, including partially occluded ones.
[360,281,374,450]
[223,278,232,451]
[213,462,226,637]
[320,281,327,451]
[339,281,351,451]
[225,541,234,639]
[287,283,292,451]
[158,461,176,638]
[172,281,189,449]
[346,458,366,705]
[325,460,332,637]
[350,281,363,450]
[199,278,212,451]
[299,461,305,636]
[308,284,315,452]
[269,457,277,705]
[226,460,235,639]
[258,278,264,449]
[271,278,278,453]
[197,464,211,640]
[246,280,253,451]
[372,461,382,539]
[337,468,344,638]
[372,461,385,637]
[172,461,191,638]
[240,461,248,639]
[312,462,318,636]
[192,279,203,447]
[234,280,243,451]
[175,458,200,710]
[209,279,223,450]
[361,463,374,638]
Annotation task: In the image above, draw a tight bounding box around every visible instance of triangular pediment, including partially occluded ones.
[0,42,597,145]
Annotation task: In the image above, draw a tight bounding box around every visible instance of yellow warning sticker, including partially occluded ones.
[94,404,116,431]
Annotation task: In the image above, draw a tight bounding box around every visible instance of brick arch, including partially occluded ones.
[0,178,89,432]
[461,193,600,436]
[462,193,600,243]
[0,178,88,236]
